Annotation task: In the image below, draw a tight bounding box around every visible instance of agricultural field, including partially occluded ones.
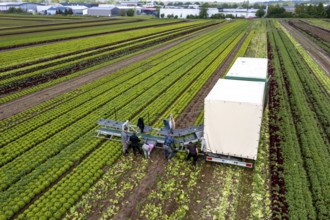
[0,16,329,220]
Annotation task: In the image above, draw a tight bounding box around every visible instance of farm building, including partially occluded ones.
[111,6,142,16]
[88,7,113,16]
[141,7,157,16]
[219,8,258,18]
[159,7,258,19]
[36,5,52,14]
[68,5,88,15]
[0,2,42,12]
[88,6,141,16]
[159,8,219,19]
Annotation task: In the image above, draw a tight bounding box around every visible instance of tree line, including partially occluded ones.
[265,3,330,18]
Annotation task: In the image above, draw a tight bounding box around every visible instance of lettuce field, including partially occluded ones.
[0,15,329,220]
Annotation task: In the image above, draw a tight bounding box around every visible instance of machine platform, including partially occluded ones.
[95,118,203,150]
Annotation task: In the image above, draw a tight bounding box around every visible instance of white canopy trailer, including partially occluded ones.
[225,57,268,82]
[203,79,266,168]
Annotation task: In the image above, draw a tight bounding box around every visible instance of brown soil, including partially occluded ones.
[289,20,330,43]
[111,149,167,220]
[185,160,215,219]
[0,22,225,121]
[281,20,330,77]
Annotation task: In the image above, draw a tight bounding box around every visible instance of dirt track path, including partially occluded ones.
[112,149,167,220]
[0,23,225,120]
[281,21,330,77]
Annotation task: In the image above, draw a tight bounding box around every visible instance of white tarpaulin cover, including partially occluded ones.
[226,57,268,80]
[204,79,265,160]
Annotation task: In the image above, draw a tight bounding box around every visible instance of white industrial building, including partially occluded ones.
[220,8,258,18]
[87,6,141,17]
[160,7,258,19]
[88,7,113,16]
[160,8,219,19]
[0,2,42,12]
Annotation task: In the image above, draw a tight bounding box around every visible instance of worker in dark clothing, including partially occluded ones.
[130,131,141,156]
[186,142,198,168]
[137,118,145,133]
[163,132,176,161]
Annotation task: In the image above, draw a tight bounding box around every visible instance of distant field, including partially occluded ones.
[305,18,330,30]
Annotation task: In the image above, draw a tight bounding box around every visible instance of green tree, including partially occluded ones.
[256,9,265,18]
[326,5,330,18]
[253,3,261,9]
[155,6,161,18]
[295,4,305,16]
[199,3,208,18]
[266,5,287,18]
[126,9,135,16]
[316,3,326,17]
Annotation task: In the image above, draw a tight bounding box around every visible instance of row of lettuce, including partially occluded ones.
[0,19,180,49]
[0,20,250,219]
[0,20,217,104]
[267,20,330,219]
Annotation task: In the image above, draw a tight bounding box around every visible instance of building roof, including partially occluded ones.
[114,6,142,9]
[68,6,88,10]
[88,7,113,10]
[0,2,42,6]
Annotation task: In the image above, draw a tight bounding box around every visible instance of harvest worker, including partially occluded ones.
[121,127,129,156]
[142,139,154,159]
[186,142,198,169]
[129,131,141,156]
[163,131,176,161]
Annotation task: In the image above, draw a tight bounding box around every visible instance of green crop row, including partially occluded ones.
[0,29,210,146]
[0,32,215,185]
[268,27,315,219]
[268,20,330,219]
[305,19,330,30]
[279,23,330,95]
[0,20,210,68]
[0,19,179,48]
[223,30,254,76]
[0,21,224,132]
[0,24,206,89]
[0,21,204,75]
[152,24,249,127]
[0,18,138,35]
[16,142,122,220]
[0,22,219,104]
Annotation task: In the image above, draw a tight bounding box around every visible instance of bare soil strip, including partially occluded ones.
[281,21,330,77]
[290,20,330,42]
[0,22,225,120]
[112,149,167,220]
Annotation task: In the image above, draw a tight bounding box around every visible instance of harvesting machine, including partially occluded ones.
[95,57,269,168]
